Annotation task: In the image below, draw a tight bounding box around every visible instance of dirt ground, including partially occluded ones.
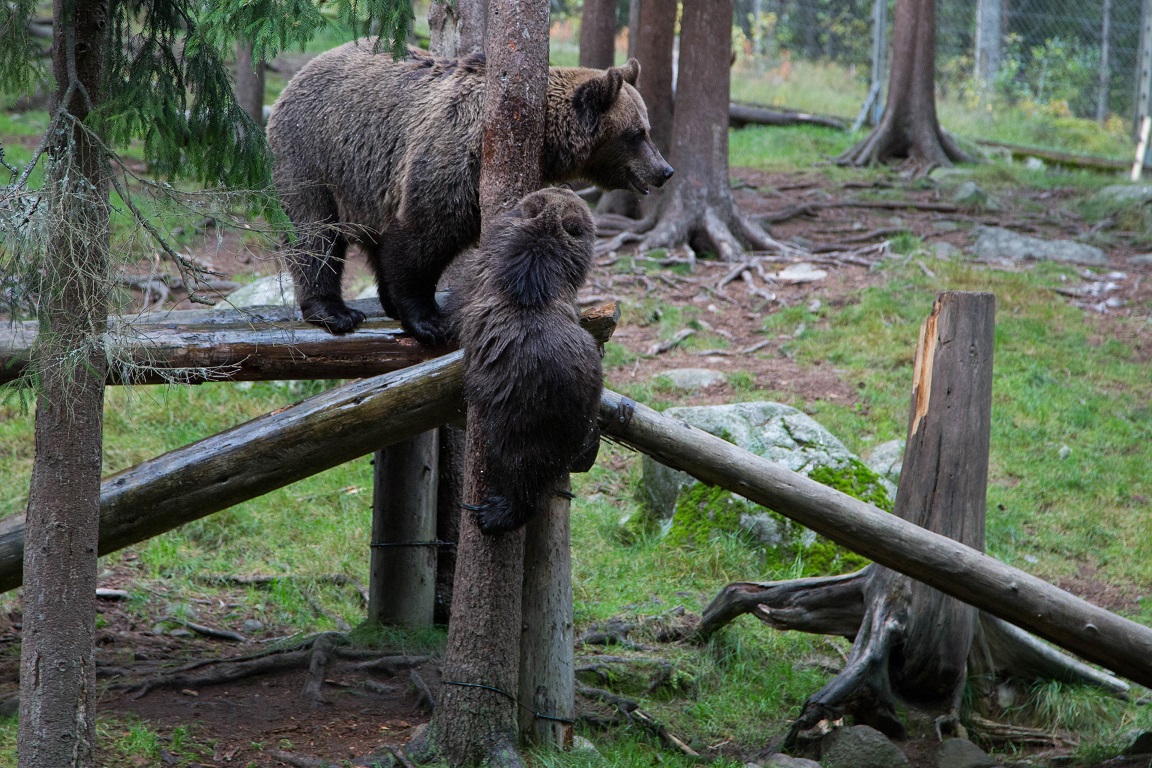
[4,167,1152,767]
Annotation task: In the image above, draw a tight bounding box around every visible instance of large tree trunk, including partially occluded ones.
[838,0,970,167]
[637,0,777,260]
[428,0,486,58]
[578,0,616,69]
[784,292,993,742]
[19,1,111,767]
[425,0,551,763]
[234,40,265,128]
[596,0,676,218]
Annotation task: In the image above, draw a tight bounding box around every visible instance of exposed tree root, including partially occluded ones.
[111,631,432,703]
[835,118,972,169]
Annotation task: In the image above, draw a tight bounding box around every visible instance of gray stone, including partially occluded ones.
[1129,253,1152,266]
[1092,184,1152,206]
[820,725,910,768]
[934,242,962,261]
[775,263,828,284]
[571,735,601,758]
[934,738,998,768]
[969,226,1107,266]
[226,273,296,307]
[764,753,822,768]
[168,628,194,638]
[657,368,728,391]
[864,439,905,484]
[1024,157,1046,171]
[954,181,989,208]
[640,403,889,560]
[242,619,264,633]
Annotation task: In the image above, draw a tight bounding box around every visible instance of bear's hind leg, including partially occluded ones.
[364,243,400,319]
[384,266,451,347]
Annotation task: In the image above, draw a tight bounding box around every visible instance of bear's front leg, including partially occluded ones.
[300,296,367,335]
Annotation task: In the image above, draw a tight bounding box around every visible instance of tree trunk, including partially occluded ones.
[428,0,486,58]
[368,431,438,627]
[974,0,1001,95]
[637,0,778,260]
[518,481,574,747]
[427,0,551,762]
[19,1,111,766]
[579,0,616,69]
[596,0,676,218]
[234,40,265,128]
[434,425,464,625]
[784,292,993,741]
[838,0,971,167]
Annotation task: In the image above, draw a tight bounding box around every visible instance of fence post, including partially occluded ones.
[368,434,439,627]
[1098,0,1113,123]
[1135,0,1152,140]
[974,0,1001,97]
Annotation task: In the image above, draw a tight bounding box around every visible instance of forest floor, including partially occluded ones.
[2,163,1151,768]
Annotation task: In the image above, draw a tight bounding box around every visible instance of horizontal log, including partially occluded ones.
[597,390,1152,690]
[1,298,624,386]
[0,303,619,593]
[0,299,435,385]
[729,103,846,131]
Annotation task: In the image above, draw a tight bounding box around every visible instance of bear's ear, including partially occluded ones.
[573,67,624,132]
[618,58,640,86]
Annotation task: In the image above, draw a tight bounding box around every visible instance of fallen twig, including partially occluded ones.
[646,329,694,356]
[183,621,247,643]
[577,685,700,758]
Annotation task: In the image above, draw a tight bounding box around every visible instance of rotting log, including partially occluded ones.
[729,103,846,131]
[596,393,1152,692]
[0,299,438,385]
[0,303,619,595]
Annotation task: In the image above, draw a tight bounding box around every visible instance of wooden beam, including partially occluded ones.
[0,299,437,385]
[0,303,618,595]
[597,389,1152,690]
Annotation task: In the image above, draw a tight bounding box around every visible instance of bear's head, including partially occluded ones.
[552,59,674,195]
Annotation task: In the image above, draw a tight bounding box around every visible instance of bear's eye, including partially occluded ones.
[627,129,644,143]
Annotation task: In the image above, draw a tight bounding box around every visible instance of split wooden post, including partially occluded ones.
[519,480,575,747]
[368,433,439,628]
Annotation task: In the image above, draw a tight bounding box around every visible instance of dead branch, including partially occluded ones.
[646,329,694,356]
[409,670,436,713]
[182,621,246,643]
[576,685,700,758]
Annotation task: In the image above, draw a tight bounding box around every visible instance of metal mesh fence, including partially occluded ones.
[731,0,1149,157]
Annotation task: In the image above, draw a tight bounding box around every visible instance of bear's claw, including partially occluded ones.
[301,298,367,335]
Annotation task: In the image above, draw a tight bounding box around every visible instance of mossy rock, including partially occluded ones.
[639,402,892,577]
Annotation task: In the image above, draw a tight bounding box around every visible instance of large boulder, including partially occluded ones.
[226,273,296,308]
[639,402,891,575]
[820,725,910,768]
[933,738,999,768]
[969,226,1106,266]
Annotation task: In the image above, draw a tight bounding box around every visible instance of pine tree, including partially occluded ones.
[0,2,411,765]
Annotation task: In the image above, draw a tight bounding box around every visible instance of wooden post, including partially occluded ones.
[1098,0,1113,123]
[1135,0,1152,139]
[368,432,439,628]
[518,480,574,747]
[974,0,1001,97]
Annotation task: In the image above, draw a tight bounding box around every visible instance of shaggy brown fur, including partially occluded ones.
[447,188,603,535]
[266,42,673,344]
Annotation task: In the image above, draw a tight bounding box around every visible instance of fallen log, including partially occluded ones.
[729,103,846,131]
[597,390,1152,690]
[0,299,437,385]
[0,303,620,593]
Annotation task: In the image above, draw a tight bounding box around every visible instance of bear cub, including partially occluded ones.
[448,188,603,535]
[267,43,672,345]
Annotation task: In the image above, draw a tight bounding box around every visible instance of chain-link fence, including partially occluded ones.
[730,0,1149,159]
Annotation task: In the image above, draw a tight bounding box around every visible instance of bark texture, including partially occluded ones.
[19,1,111,766]
[428,0,486,58]
[637,0,776,260]
[234,40,265,127]
[428,0,551,762]
[596,0,675,218]
[518,480,575,748]
[837,0,971,166]
[369,431,438,627]
[578,0,617,69]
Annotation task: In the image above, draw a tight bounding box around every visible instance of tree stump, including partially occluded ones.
[694,292,1129,744]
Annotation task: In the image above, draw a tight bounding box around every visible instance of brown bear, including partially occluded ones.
[447,187,603,534]
[266,42,673,345]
